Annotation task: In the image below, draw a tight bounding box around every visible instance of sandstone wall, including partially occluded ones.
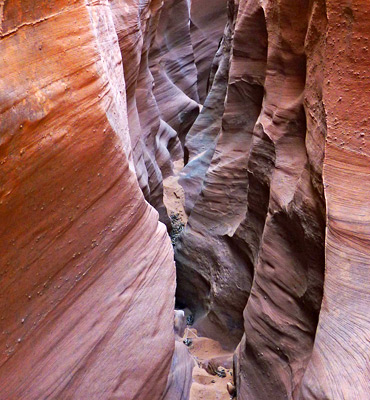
[111,0,194,227]
[300,1,370,398]
[1,0,369,399]
[0,1,176,398]
[176,0,369,398]
[190,0,228,102]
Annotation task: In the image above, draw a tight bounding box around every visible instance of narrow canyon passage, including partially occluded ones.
[162,0,327,397]
[1,1,369,400]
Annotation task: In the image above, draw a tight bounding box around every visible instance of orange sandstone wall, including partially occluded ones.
[0,1,175,399]
[301,1,370,398]
[2,0,369,399]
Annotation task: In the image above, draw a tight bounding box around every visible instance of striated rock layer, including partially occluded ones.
[2,0,370,399]
[176,0,370,399]
[190,0,228,103]
[300,1,370,398]
[111,0,196,228]
[233,1,326,397]
[180,0,236,215]
[0,0,227,398]
[0,1,177,399]
[114,0,226,229]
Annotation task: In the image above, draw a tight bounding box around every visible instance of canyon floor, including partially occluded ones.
[186,329,234,400]
[164,164,234,399]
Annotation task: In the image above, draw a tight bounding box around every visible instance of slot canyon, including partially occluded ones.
[0,0,369,399]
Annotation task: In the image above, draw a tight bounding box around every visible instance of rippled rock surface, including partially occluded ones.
[1,0,369,399]
[176,0,370,399]
[0,1,175,398]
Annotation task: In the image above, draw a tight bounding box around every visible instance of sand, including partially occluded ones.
[163,159,188,223]
[184,328,234,400]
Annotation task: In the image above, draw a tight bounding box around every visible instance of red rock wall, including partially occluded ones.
[2,0,369,398]
[0,1,176,398]
[149,0,200,154]
[110,0,173,227]
[233,1,326,397]
[300,1,370,398]
[110,0,226,228]
[176,0,370,399]
[180,0,236,215]
[110,0,189,228]
[190,0,228,102]
[176,0,275,350]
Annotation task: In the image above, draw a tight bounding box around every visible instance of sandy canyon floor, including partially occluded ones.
[164,161,234,400]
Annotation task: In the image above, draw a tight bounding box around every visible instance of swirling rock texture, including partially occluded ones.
[149,0,200,151]
[300,1,370,398]
[110,0,223,228]
[176,0,370,399]
[110,0,197,228]
[180,0,236,215]
[0,1,177,399]
[177,0,274,350]
[110,0,173,227]
[2,0,370,399]
[190,0,228,103]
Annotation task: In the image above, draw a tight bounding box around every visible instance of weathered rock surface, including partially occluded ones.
[176,0,273,349]
[300,1,370,398]
[176,0,370,399]
[190,0,228,103]
[150,0,200,151]
[0,1,176,398]
[162,341,195,400]
[111,0,198,228]
[110,0,222,229]
[2,0,370,399]
[180,0,236,215]
[233,1,326,398]
[0,0,228,398]
[110,0,173,227]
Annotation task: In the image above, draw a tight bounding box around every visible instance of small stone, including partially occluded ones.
[227,382,236,396]
[217,368,227,378]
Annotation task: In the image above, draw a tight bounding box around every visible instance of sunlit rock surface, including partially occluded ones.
[1,0,369,399]
[0,1,175,399]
